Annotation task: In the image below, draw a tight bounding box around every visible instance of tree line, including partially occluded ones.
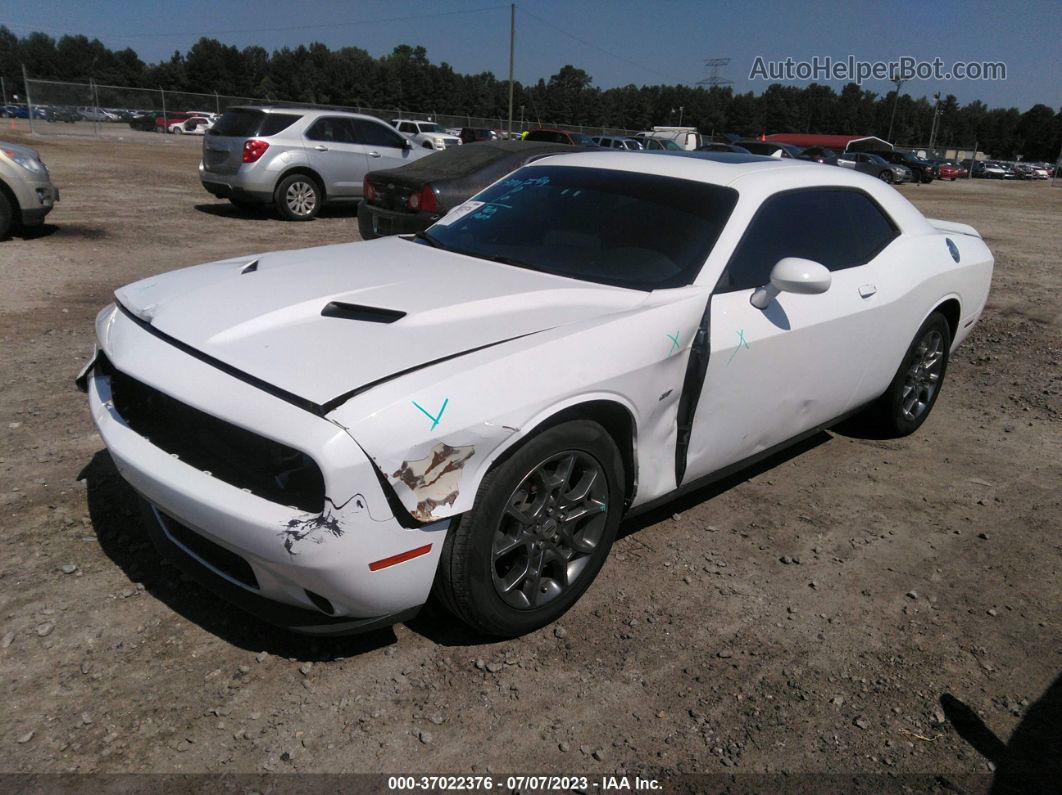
[2,27,1060,161]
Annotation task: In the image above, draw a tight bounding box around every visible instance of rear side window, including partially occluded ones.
[353,118,407,148]
[259,113,301,137]
[209,109,263,137]
[306,117,356,143]
[718,189,898,292]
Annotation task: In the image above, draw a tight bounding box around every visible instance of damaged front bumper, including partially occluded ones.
[83,306,450,634]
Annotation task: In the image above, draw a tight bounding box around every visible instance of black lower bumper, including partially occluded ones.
[138,498,419,636]
[201,181,272,204]
[20,205,54,225]
[357,201,434,239]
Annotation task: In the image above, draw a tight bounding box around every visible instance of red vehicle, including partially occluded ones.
[154,112,197,132]
[937,161,967,180]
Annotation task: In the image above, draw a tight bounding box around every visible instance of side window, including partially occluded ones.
[306,117,355,143]
[399,122,416,134]
[718,189,898,292]
[259,113,301,137]
[353,118,407,148]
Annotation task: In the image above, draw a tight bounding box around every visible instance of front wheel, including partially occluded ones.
[878,170,894,184]
[0,191,12,238]
[274,174,322,221]
[435,420,624,637]
[863,312,951,437]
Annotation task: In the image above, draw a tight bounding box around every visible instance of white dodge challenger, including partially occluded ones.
[80,151,993,637]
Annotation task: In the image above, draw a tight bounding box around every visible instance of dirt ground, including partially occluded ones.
[1,120,1059,790]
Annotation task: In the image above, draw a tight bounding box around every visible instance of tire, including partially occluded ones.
[274,174,322,221]
[0,191,12,239]
[864,312,951,437]
[435,420,624,637]
[878,169,894,184]
[171,126,182,134]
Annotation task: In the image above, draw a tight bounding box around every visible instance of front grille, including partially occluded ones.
[159,511,259,589]
[102,356,325,512]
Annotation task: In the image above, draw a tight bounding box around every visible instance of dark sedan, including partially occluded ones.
[358,140,594,239]
[868,150,935,183]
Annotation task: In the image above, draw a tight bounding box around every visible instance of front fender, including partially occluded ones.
[329,287,711,521]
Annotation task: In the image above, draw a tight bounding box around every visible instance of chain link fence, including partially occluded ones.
[9,75,641,140]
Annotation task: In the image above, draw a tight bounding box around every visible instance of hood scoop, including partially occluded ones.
[321,302,406,324]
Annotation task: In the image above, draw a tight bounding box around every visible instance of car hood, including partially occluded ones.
[114,237,646,409]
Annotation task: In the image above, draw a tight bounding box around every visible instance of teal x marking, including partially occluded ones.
[727,329,750,365]
[412,398,448,430]
[666,331,680,356]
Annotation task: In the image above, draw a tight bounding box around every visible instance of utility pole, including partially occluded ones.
[886,70,904,143]
[21,64,34,134]
[507,3,515,140]
[928,91,941,152]
[698,58,732,89]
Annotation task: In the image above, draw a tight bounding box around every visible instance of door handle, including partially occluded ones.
[313,144,328,151]
[368,151,382,158]
[858,284,877,298]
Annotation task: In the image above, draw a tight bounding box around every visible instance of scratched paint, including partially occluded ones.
[391,443,475,522]
[279,493,368,555]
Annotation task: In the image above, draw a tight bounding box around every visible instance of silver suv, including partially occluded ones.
[1,141,59,238]
[199,106,432,221]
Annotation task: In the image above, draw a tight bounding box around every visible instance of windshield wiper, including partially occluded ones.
[412,230,445,249]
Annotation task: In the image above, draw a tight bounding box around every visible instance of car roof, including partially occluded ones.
[526,149,870,186]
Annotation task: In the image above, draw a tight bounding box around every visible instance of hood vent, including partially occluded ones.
[321,301,406,324]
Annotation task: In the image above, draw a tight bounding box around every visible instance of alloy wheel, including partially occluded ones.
[285,181,317,216]
[901,329,944,420]
[491,451,609,610]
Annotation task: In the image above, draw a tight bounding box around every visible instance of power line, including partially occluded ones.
[0,6,510,42]
[516,5,688,85]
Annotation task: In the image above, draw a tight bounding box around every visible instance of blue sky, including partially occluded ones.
[1,0,1058,110]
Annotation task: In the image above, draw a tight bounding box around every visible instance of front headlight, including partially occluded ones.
[433,137,445,144]
[1,148,44,174]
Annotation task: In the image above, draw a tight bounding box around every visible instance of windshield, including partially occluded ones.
[867,154,887,164]
[418,165,738,291]
[418,122,444,133]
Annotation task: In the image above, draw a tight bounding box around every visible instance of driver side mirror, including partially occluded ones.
[750,258,832,309]
[403,138,413,150]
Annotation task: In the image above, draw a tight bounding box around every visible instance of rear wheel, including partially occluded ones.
[435,420,623,637]
[863,312,951,437]
[274,174,321,221]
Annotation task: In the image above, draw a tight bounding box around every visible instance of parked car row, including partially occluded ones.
[963,159,1054,179]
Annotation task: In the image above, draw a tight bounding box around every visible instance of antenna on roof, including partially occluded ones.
[698,58,732,89]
